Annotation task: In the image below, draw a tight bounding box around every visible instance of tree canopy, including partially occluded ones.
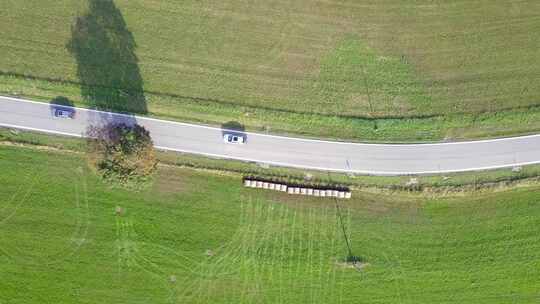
[88,123,157,187]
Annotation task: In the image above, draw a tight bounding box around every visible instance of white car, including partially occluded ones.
[223,133,245,144]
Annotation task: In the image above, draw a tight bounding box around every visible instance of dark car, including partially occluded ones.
[53,108,75,119]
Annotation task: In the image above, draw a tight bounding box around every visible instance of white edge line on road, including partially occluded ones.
[0,123,83,138]
[1,122,535,176]
[4,95,540,147]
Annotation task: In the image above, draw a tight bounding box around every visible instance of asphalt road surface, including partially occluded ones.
[2,96,540,175]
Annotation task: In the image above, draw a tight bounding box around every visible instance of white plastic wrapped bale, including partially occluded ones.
[300,188,307,195]
[288,187,294,194]
[249,180,257,188]
[256,181,263,188]
[319,190,326,197]
[244,180,251,187]
[262,182,269,189]
[280,185,288,192]
[307,188,313,195]
[338,191,345,199]
[325,190,333,197]
[294,187,300,194]
[269,183,275,190]
[313,189,320,196]
[332,190,339,197]
[345,192,352,199]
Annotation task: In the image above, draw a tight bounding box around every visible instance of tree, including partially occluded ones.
[87,123,157,187]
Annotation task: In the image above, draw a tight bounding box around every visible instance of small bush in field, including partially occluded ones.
[87,123,157,188]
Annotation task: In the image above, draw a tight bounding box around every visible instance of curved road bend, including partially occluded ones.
[1,96,540,175]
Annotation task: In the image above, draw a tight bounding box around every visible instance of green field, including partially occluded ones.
[1,0,540,141]
[2,145,540,303]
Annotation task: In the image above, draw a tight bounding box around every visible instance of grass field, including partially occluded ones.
[1,0,540,141]
[2,145,540,303]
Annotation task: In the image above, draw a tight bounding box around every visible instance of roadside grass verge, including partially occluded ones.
[2,127,540,195]
[1,144,540,303]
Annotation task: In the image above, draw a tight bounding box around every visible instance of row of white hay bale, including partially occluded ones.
[243,179,351,199]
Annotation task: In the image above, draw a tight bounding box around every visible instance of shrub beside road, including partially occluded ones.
[87,123,157,188]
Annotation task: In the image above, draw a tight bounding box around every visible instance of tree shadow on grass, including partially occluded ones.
[66,0,146,115]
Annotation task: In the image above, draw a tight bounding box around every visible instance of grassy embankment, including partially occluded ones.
[1,144,540,303]
[1,1,540,141]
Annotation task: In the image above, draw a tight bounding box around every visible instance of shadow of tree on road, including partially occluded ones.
[66,0,146,115]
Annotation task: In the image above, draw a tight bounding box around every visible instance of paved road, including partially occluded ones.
[1,96,540,175]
